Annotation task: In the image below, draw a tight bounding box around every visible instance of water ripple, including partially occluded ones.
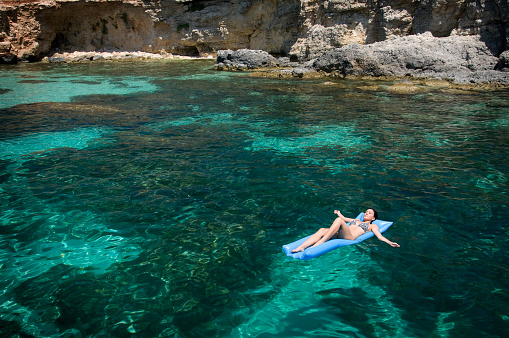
[0,61,507,337]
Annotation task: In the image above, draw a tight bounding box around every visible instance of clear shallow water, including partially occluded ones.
[0,60,508,337]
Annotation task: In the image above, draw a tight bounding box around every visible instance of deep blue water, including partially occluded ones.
[0,60,508,337]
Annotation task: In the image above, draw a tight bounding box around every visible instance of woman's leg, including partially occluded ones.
[291,217,356,252]
[292,228,328,252]
[311,217,355,247]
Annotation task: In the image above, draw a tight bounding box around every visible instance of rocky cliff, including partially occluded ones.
[0,0,508,64]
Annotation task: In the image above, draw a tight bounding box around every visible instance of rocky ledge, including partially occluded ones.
[42,50,213,63]
[215,33,509,85]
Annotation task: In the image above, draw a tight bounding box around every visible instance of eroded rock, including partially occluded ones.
[0,52,17,64]
[0,0,507,63]
[216,49,278,70]
[495,51,509,71]
[312,33,498,76]
[309,33,509,84]
[215,33,509,84]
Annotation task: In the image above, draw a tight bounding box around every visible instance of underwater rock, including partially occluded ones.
[278,67,315,78]
[387,81,422,94]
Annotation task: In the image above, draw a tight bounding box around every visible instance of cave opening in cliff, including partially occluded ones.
[50,32,70,53]
[173,45,200,57]
[34,2,155,57]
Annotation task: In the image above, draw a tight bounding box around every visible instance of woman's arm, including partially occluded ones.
[334,210,356,223]
[371,224,400,247]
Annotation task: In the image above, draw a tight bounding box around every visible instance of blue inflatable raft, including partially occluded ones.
[282,213,394,260]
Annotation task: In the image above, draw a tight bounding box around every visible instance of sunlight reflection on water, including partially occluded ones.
[0,60,508,337]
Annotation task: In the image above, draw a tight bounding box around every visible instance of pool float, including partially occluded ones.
[282,213,394,260]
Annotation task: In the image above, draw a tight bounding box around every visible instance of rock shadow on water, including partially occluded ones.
[70,80,103,85]
[0,318,29,338]
[245,287,400,337]
[17,79,56,84]
[0,100,157,138]
[7,264,113,336]
[0,70,159,109]
[316,287,397,336]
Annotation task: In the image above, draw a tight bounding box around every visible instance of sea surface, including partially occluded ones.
[0,59,508,337]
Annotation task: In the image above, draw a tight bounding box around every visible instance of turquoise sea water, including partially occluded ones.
[0,60,508,337]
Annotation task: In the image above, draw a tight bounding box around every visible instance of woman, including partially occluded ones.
[291,208,400,252]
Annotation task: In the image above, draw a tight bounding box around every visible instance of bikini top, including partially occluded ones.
[351,219,370,232]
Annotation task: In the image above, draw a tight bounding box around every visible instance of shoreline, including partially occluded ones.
[214,38,509,88]
[41,50,216,63]
[6,48,509,91]
[244,68,509,91]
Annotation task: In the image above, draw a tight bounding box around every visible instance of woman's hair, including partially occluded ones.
[369,208,378,221]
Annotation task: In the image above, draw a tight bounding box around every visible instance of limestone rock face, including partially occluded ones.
[310,32,509,84]
[216,49,278,70]
[0,0,302,61]
[313,33,498,76]
[0,0,508,62]
[495,50,509,70]
[289,0,509,61]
